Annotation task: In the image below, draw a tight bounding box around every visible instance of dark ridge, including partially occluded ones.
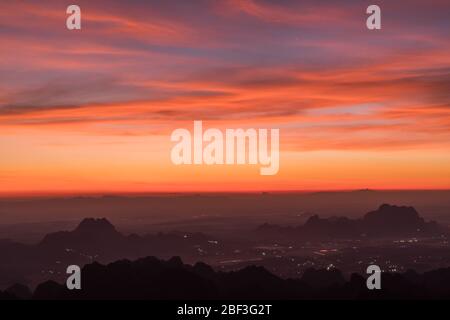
[5,283,32,300]
[74,218,118,234]
[16,256,450,300]
[256,204,443,240]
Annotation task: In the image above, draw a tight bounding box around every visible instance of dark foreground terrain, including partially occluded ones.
[2,255,450,300]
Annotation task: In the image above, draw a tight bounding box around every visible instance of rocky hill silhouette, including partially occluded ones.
[0,204,448,293]
[257,204,443,240]
[1,255,450,299]
[35,217,218,261]
[0,218,218,288]
[39,218,123,251]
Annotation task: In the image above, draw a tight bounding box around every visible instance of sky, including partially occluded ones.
[0,0,449,194]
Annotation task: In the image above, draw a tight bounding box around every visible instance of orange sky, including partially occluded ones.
[0,0,449,194]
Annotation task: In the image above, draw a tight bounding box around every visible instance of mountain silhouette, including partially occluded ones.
[30,256,317,299]
[257,204,442,240]
[75,218,119,235]
[36,217,216,261]
[5,283,32,300]
[0,204,448,294]
[362,204,438,236]
[39,218,123,249]
[0,218,218,288]
[13,256,450,300]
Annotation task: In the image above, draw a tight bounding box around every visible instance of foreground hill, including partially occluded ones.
[2,256,450,299]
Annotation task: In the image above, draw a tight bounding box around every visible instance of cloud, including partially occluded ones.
[0,0,449,152]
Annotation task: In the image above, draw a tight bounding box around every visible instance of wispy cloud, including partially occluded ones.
[0,0,449,191]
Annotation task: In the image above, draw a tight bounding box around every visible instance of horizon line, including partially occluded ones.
[1,188,449,199]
